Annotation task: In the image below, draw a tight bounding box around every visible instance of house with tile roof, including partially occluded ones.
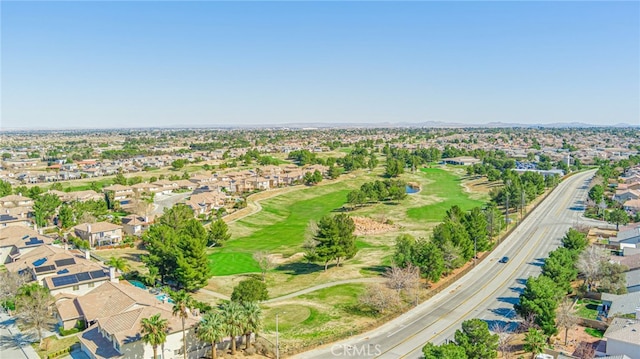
[4,244,116,296]
[603,317,640,359]
[0,226,52,264]
[55,281,207,359]
[120,215,153,236]
[73,222,123,247]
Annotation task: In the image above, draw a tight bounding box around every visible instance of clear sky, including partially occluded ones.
[1,1,638,129]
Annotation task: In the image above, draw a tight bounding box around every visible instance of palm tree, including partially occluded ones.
[241,302,263,349]
[197,312,224,359]
[221,301,243,355]
[107,256,129,273]
[523,328,547,359]
[171,290,193,359]
[141,314,168,359]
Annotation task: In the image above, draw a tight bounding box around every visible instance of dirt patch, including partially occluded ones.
[352,216,398,236]
[269,252,305,265]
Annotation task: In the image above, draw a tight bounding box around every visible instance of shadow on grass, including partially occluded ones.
[360,265,388,275]
[276,262,325,275]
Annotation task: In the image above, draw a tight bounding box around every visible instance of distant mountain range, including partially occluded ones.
[3,121,638,132]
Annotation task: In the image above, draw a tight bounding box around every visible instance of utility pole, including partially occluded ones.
[520,189,526,221]
[504,179,511,235]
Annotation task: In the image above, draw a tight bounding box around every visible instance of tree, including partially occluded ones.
[359,283,401,314]
[241,302,262,349]
[598,261,628,294]
[515,275,562,336]
[0,271,28,307]
[33,193,61,227]
[384,264,420,296]
[588,184,604,204]
[171,290,194,359]
[0,180,12,197]
[385,158,404,177]
[393,234,415,267]
[412,240,445,283]
[561,228,588,252]
[208,219,231,247]
[221,301,243,355]
[172,159,187,170]
[58,203,74,229]
[197,312,224,359]
[107,256,129,273]
[114,173,127,185]
[231,278,268,303]
[159,204,195,229]
[454,318,499,359]
[422,342,468,359]
[327,165,343,179]
[541,248,578,294]
[523,328,547,359]
[463,207,489,252]
[607,208,629,230]
[556,298,578,346]
[16,283,55,347]
[576,246,608,291]
[492,322,515,359]
[310,214,357,270]
[253,251,275,282]
[141,314,169,359]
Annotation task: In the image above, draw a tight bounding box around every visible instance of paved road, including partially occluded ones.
[295,170,596,359]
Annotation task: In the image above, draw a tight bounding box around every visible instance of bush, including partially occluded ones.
[59,320,85,336]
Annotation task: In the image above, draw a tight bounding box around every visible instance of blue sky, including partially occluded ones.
[1,1,638,129]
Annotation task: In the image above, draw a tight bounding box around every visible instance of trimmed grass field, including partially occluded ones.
[406,167,485,221]
[209,182,354,276]
[575,298,601,320]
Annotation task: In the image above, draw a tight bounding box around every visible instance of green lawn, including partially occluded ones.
[406,167,485,222]
[574,298,600,320]
[209,183,352,276]
[585,328,605,338]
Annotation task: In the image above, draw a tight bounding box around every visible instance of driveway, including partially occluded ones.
[152,191,193,215]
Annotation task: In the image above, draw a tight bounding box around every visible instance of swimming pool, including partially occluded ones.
[155,294,175,304]
[128,280,147,290]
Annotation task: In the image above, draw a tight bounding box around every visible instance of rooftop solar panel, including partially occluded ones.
[51,275,78,287]
[76,272,91,281]
[89,270,107,279]
[54,258,76,267]
[34,265,56,273]
[22,235,30,240]
[56,269,69,275]
[32,258,47,267]
[25,238,44,245]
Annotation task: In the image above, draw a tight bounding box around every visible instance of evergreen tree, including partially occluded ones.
[463,207,489,252]
[454,319,499,359]
[310,214,357,270]
[561,228,588,252]
[515,275,562,336]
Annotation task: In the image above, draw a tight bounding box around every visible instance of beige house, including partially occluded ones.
[120,215,153,236]
[0,226,52,264]
[73,222,123,247]
[0,194,34,208]
[54,281,207,359]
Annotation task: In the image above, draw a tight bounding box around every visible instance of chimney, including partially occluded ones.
[85,250,90,261]
[144,216,149,224]
[64,242,68,251]
[87,224,91,233]
[109,267,118,283]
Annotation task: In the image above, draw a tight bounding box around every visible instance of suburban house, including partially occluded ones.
[120,215,153,236]
[102,184,134,201]
[0,206,32,227]
[623,199,640,215]
[626,269,640,293]
[609,225,640,250]
[4,244,116,296]
[603,317,640,359]
[0,194,34,208]
[73,222,123,247]
[151,180,178,194]
[54,281,206,359]
[614,189,640,203]
[185,192,226,216]
[0,226,52,264]
[601,292,640,318]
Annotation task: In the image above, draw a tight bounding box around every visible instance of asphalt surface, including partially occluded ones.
[295,170,596,359]
[0,311,40,359]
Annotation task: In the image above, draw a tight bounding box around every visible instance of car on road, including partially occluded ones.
[499,256,509,263]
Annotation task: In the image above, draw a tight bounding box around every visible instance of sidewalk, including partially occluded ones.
[0,310,41,359]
